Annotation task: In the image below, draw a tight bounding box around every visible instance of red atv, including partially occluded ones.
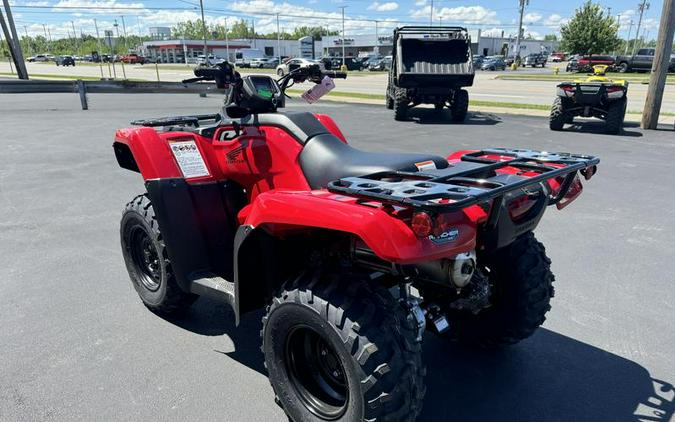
[114,62,599,421]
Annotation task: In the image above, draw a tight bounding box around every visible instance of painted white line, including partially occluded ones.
[470,93,528,99]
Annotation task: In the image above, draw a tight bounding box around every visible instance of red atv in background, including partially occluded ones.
[114,62,599,421]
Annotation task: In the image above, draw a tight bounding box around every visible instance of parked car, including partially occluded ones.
[55,55,75,66]
[523,53,547,67]
[472,55,485,69]
[481,56,506,71]
[120,53,146,64]
[250,57,276,68]
[360,54,382,69]
[566,58,579,72]
[195,54,226,66]
[28,54,50,62]
[550,52,566,62]
[328,57,365,71]
[368,56,392,71]
[615,48,675,73]
[576,55,615,72]
[276,58,324,76]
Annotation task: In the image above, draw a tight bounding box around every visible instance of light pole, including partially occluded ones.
[339,6,347,66]
[514,0,529,63]
[276,13,280,64]
[625,19,634,54]
[429,0,434,26]
[120,15,127,54]
[632,0,650,56]
[374,20,378,55]
[224,17,229,62]
[198,0,208,57]
[71,21,78,56]
[94,18,104,77]
[23,25,30,57]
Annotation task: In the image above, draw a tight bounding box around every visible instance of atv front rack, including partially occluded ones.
[327,148,599,214]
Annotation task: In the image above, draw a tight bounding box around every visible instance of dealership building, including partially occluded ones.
[140,37,315,64]
[140,31,558,63]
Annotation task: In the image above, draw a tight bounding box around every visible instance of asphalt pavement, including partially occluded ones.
[1,93,674,421]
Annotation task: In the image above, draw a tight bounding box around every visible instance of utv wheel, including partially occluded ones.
[451,89,469,122]
[262,273,425,422]
[394,88,409,121]
[605,98,626,135]
[618,62,628,73]
[549,97,567,131]
[277,68,284,76]
[385,84,394,109]
[430,232,554,348]
[120,194,197,314]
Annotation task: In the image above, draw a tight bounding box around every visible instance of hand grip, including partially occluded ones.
[322,71,347,79]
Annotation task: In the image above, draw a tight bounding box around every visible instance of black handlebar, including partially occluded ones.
[322,71,347,79]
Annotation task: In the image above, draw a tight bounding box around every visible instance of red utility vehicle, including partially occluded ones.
[120,53,146,64]
[114,62,599,421]
[577,54,615,72]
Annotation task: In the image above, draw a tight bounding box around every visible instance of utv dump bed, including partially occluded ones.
[394,26,475,88]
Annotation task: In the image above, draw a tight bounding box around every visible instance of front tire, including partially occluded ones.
[394,88,409,121]
[120,194,197,314]
[277,68,284,76]
[262,273,425,422]
[451,89,469,122]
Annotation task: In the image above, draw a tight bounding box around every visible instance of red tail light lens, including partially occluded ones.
[411,212,433,237]
[508,195,538,220]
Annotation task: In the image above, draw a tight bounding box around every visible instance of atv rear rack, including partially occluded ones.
[327,148,599,214]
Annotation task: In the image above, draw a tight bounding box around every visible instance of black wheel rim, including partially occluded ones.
[128,226,161,291]
[285,326,349,420]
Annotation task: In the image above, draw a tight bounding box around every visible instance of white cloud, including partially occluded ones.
[522,12,541,25]
[412,5,499,25]
[368,1,399,12]
[480,27,506,37]
[52,0,146,14]
[543,13,569,28]
[414,0,426,5]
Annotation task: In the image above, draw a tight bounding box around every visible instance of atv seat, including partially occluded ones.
[299,133,449,189]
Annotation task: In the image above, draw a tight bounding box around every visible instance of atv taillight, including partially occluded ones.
[557,85,576,97]
[411,212,433,237]
[606,86,625,99]
[508,195,538,220]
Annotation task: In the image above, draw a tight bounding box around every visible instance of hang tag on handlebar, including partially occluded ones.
[301,76,335,104]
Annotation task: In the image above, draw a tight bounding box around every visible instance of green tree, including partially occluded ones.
[560,1,620,54]
[544,34,558,41]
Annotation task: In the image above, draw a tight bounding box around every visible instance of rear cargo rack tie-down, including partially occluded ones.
[327,148,599,215]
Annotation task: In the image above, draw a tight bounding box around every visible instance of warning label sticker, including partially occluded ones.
[169,140,210,179]
[414,160,437,172]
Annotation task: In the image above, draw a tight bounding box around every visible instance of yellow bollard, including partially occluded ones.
[340,64,348,73]
[511,63,518,71]
[554,67,560,75]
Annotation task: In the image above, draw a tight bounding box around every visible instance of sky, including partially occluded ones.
[6,0,665,41]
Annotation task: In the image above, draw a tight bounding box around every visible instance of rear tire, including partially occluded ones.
[430,232,554,348]
[120,194,197,314]
[618,62,629,73]
[394,88,409,121]
[549,96,567,131]
[277,68,284,76]
[262,273,425,422]
[451,89,469,122]
[605,97,626,134]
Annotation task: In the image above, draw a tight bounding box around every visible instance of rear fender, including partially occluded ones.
[239,190,477,264]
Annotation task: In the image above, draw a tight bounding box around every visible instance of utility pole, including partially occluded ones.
[625,19,634,54]
[429,0,434,26]
[374,20,378,55]
[224,17,229,61]
[642,0,675,129]
[339,6,347,66]
[120,15,127,54]
[1,0,28,79]
[198,0,207,57]
[276,13,280,63]
[71,21,78,56]
[252,19,256,48]
[514,0,528,63]
[606,6,611,16]
[632,0,650,56]
[23,25,30,57]
[94,18,104,77]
